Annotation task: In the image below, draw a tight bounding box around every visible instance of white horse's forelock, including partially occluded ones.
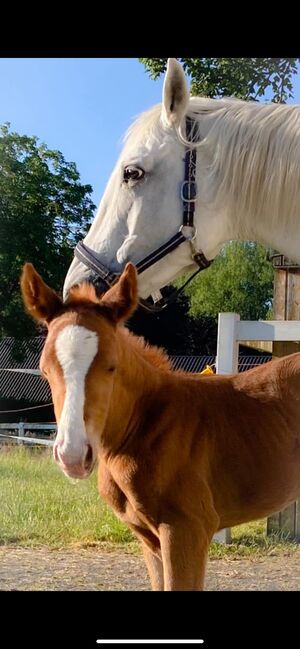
[123,104,163,151]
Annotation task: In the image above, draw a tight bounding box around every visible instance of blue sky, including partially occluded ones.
[0,58,164,207]
[1,58,299,209]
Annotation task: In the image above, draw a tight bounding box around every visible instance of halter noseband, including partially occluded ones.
[74,116,212,313]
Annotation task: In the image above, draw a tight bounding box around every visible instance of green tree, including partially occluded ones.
[0,123,95,340]
[183,242,274,321]
[139,58,299,102]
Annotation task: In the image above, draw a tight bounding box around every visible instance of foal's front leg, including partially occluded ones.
[141,542,164,591]
[159,514,216,591]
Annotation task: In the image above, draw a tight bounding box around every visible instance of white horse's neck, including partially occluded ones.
[189,98,300,263]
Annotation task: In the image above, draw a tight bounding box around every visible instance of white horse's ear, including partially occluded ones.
[162,58,189,127]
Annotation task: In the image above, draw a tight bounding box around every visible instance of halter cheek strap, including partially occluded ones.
[74,116,212,312]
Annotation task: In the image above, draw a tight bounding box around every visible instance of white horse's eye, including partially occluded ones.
[123,166,145,183]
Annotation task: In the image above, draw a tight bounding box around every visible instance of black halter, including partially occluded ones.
[74,116,212,312]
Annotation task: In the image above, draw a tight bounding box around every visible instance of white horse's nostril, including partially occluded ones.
[116,235,137,265]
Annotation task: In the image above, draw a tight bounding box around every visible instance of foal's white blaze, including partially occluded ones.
[55,325,98,465]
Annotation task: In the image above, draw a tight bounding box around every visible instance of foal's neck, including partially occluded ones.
[101,328,171,452]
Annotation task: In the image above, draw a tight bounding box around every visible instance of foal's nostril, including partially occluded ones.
[84,444,93,469]
[53,443,59,463]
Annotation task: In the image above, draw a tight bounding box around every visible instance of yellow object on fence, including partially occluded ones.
[199,365,214,376]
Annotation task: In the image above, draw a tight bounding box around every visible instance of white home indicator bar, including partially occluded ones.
[96,641,204,645]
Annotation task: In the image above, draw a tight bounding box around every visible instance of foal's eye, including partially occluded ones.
[123,166,145,183]
[108,366,116,373]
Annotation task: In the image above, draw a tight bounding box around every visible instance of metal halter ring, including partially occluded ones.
[179,224,197,241]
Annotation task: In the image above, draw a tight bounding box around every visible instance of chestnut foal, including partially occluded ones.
[21,262,300,590]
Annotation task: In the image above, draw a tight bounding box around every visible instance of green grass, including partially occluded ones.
[0,446,134,549]
[1,446,300,556]
[210,519,300,558]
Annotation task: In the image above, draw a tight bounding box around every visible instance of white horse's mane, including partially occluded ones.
[123,96,300,234]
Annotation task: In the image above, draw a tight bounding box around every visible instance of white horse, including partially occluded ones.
[63,58,300,303]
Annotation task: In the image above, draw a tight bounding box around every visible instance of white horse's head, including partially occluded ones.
[63,58,300,302]
[63,59,224,302]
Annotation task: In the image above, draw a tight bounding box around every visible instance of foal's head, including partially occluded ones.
[21,262,138,479]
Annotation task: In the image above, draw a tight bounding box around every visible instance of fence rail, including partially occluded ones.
[0,422,56,446]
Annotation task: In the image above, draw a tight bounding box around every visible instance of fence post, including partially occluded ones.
[213,314,240,544]
[18,421,24,444]
[216,313,240,375]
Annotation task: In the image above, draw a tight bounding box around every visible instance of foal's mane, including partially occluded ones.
[119,327,173,373]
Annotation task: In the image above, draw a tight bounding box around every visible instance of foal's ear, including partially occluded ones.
[162,58,189,128]
[101,263,138,324]
[20,263,63,324]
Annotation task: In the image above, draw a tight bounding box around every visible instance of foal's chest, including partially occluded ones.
[98,459,160,548]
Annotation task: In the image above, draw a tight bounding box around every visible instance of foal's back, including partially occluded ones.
[232,351,300,401]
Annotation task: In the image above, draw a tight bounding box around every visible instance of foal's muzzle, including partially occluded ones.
[53,441,94,479]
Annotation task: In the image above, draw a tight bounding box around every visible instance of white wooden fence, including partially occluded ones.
[0,422,56,445]
[214,313,300,543]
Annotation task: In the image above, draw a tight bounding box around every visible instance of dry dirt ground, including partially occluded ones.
[0,546,299,590]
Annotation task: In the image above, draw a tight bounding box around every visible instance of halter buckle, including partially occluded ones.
[151,289,163,304]
[189,238,212,270]
[181,180,197,203]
